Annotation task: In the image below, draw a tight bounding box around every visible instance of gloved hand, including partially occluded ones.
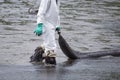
[56,26,61,31]
[34,23,43,36]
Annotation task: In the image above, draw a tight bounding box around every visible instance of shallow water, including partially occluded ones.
[0,0,120,80]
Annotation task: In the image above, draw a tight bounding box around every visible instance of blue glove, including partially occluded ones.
[56,26,61,31]
[34,23,43,36]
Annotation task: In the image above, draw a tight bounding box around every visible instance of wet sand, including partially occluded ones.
[0,57,120,80]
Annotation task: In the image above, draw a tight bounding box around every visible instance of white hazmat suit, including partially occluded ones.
[37,0,60,54]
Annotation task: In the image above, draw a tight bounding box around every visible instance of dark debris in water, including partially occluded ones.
[4,27,20,31]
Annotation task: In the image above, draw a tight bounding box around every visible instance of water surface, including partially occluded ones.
[0,0,120,80]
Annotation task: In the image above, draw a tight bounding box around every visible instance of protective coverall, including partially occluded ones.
[37,0,60,55]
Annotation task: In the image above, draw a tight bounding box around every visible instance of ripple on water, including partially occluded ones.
[0,0,120,80]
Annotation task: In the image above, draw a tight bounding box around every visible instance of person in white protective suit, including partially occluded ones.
[34,0,61,65]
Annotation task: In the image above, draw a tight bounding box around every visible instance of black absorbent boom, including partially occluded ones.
[57,31,120,59]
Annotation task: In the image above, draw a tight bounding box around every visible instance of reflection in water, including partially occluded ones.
[0,0,120,80]
[30,58,120,80]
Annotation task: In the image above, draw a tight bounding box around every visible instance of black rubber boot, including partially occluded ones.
[45,57,56,65]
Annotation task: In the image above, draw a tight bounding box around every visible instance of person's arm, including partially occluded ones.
[56,0,61,31]
[34,0,50,36]
[37,0,49,24]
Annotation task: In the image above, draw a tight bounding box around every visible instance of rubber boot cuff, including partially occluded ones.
[46,50,56,57]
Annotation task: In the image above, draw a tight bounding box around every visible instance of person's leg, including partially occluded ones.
[43,21,57,65]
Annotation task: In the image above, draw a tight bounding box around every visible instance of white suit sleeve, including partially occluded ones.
[56,0,61,27]
[37,0,49,24]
